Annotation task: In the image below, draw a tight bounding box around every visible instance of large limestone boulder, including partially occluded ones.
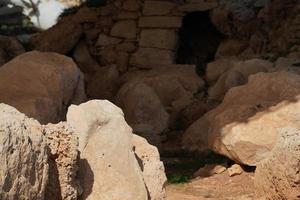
[208,58,273,101]
[0,51,86,124]
[116,81,169,147]
[183,72,300,166]
[0,104,49,199]
[67,100,148,200]
[254,127,300,199]
[116,65,205,145]
[132,134,167,200]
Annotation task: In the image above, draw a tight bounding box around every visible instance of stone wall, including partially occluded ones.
[95,0,219,71]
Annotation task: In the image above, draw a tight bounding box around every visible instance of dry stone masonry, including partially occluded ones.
[94,0,219,70]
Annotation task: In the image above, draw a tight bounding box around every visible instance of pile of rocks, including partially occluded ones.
[0,100,167,200]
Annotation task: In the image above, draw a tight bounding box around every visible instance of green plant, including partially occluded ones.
[167,174,189,184]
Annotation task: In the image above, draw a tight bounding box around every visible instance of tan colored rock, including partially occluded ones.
[67,100,148,200]
[31,17,82,54]
[132,134,167,200]
[193,164,227,178]
[208,59,273,101]
[73,41,100,73]
[184,72,300,165]
[0,104,48,200]
[130,48,174,68]
[0,51,86,124]
[138,16,182,28]
[206,58,239,85]
[117,65,204,142]
[216,39,249,58]
[44,122,80,200]
[96,33,122,46]
[140,29,177,50]
[180,100,218,129]
[111,20,137,39]
[116,81,169,146]
[143,1,177,15]
[254,127,300,200]
[86,65,119,101]
[227,164,244,177]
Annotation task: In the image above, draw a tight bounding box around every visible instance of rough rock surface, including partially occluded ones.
[44,122,80,200]
[86,65,120,101]
[183,72,300,166]
[132,134,167,200]
[254,127,300,200]
[116,65,205,145]
[31,16,82,54]
[67,100,148,200]
[116,81,169,147]
[208,58,273,101]
[0,51,86,124]
[0,104,48,200]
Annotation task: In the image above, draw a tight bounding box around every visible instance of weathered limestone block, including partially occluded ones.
[143,0,177,15]
[140,29,177,50]
[111,20,137,39]
[138,16,182,28]
[67,100,148,200]
[96,33,122,46]
[130,48,174,68]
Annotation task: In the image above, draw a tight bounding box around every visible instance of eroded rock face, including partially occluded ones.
[183,72,300,166]
[0,51,86,124]
[132,134,167,200]
[44,122,80,200]
[0,104,49,200]
[67,100,148,200]
[254,127,300,200]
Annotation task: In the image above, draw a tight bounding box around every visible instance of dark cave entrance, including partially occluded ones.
[176,11,224,76]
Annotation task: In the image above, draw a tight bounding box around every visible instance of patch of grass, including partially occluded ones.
[167,174,189,184]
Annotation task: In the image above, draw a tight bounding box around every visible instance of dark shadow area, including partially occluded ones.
[78,158,94,200]
[176,11,224,76]
[45,149,63,200]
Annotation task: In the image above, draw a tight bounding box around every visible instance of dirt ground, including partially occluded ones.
[166,172,255,200]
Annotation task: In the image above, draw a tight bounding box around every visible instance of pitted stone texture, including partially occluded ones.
[0,104,48,200]
[255,127,300,200]
[44,123,80,200]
